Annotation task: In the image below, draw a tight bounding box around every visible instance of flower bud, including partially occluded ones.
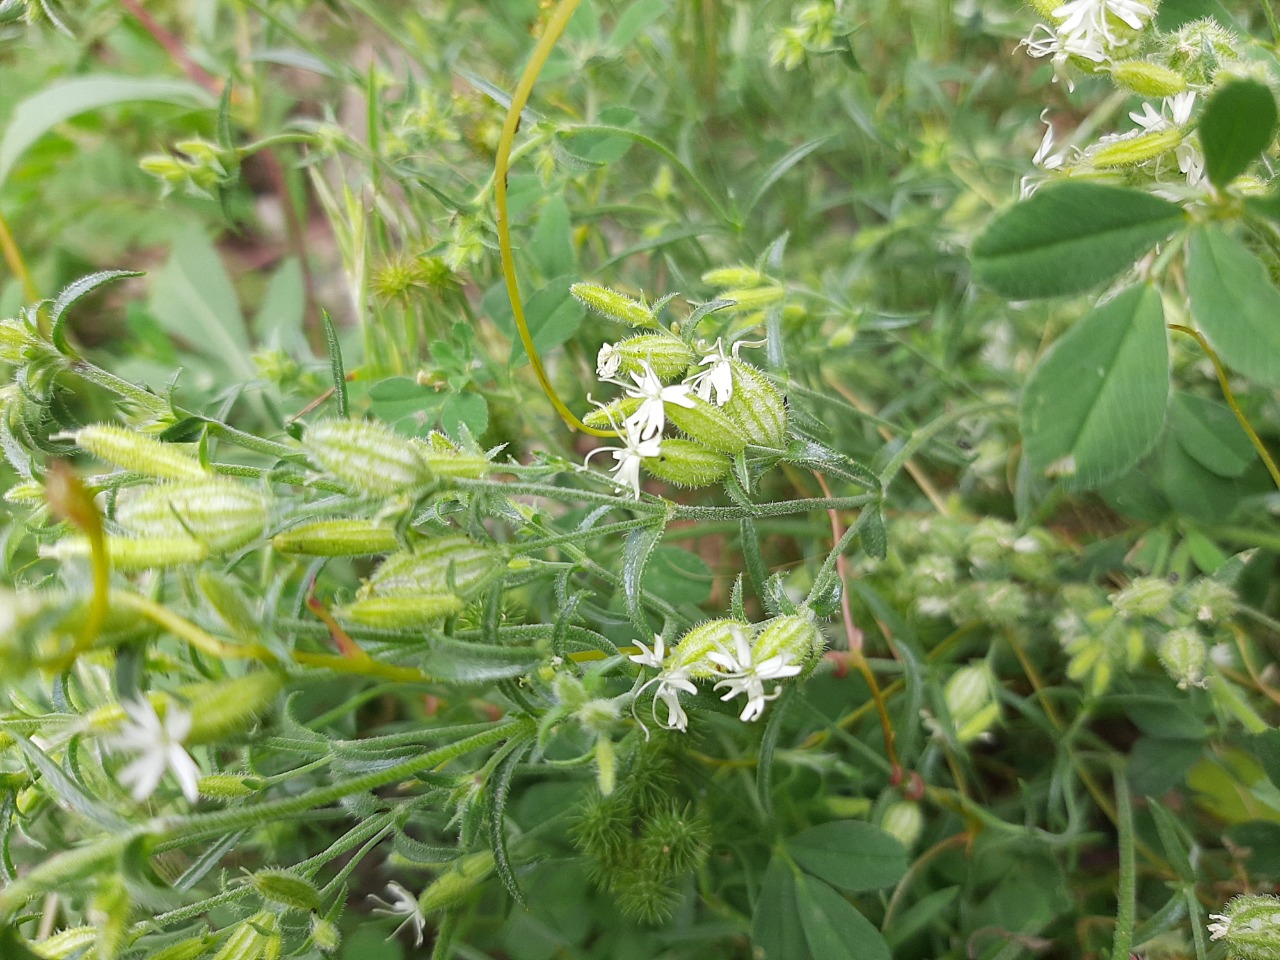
[211,911,279,960]
[310,915,341,953]
[701,266,765,288]
[43,535,208,570]
[1208,894,1280,957]
[246,869,322,912]
[582,397,641,430]
[1111,576,1175,617]
[198,773,265,799]
[414,432,492,479]
[715,285,784,314]
[672,619,750,678]
[71,425,209,480]
[601,335,694,381]
[1183,577,1235,623]
[722,362,788,448]
[880,800,924,849]
[642,439,731,488]
[1110,60,1188,97]
[943,663,1000,743]
[753,614,824,665]
[364,535,501,598]
[117,480,270,551]
[1158,626,1207,689]
[570,283,656,327]
[145,935,219,960]
[0,316,37,363]
[1091,127,1185,168]
[595,735,617,796]
[272,520,399,556]
[335,593,465,629]
[418,851,496,914]
[29,926,96,959]
[183,672,284,744]
[665,396,747,454]
[305,419,432,495]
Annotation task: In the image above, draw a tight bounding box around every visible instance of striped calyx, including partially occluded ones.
[335,593,465,629]
[362,535,500,599]
[210,911,279,960]
[1209,894,1280,958]
[701,265,765,288]
[117,479,270,551]
[43,535,208,570]
[570,282,657,327]
[183,672,284,744]
[672,619,750,678]
[665,396,748,454]
[642,439,730,488]
[602,335,695,381]
[583,397,641,431]
[753,614,823,666]
[305,418,431,495]
[722,361,788,448]
[272,520,399,556]
[1110,60,1187,96]
[72,424,209,480]
[714,285,784,314]
[1091,127,1184,168]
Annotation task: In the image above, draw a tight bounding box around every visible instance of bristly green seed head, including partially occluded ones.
[363,535,500,598]
[272,520,399,556]
[1110,60,1188,97]
[642,439,730,488]
[570,282,657,327]
[722,361,788,448]
[335,593,464,629]
[72,425,209,480]
[43,535,208,570]
[600,335,695,382]
[305,418,432,496]
[665,397,748,454]
[117,479,271,552]
[1091,127,1185,168]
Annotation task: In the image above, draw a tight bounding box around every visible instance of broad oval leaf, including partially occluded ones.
[752,857,807,960]
[1199,80,1278,188]
[785,820,908,892]
[1187,226,1280,389]
[796,873,892,960]
[1169,392,1254,478]
[972,183,1184,299]
[1020,284,1169,490]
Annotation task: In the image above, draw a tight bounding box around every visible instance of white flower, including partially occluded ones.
[596,343,621,380]
[1053,0,1151,46]
[584,419,662,499]
[369,882,426,946]
[630,634,698,733]
[108,698,201,803]
[1168,90,1196,125]
[1021,110,1069,197]
[628,634,668,669]
[1021,23,1103,91]
[707,626,803,722]
[604,361,696,441]
[687,339,735,406]
[1208,913,1230,941]
[1177,138,1205,186]
[1129,101,1167,132]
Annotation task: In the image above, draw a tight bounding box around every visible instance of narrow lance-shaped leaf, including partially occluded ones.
[972,183,1184,299]
[1187,225,1280,389]
[1020,284,1169,490]
[1199,79,1278,188]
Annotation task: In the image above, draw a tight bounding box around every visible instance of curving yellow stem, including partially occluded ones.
[494,0,617,437]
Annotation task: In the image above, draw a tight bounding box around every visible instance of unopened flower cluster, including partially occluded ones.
[1018,2,1262,199]
[572,271,790,499]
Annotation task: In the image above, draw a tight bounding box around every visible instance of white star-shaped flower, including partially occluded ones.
[629,634,668,669]
[1208,914,1230,941]
[596,343,621,380]
[108,698,201,803]
[707,626,803,722]
[629,634,697,733]
[584,419,662,499]
[369,882,426,946]
[604,361,695,441]
[687,339,735,406]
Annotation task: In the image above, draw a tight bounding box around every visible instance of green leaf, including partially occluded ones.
[971,183,1184,299]
[1160,431,1244,525]
[745,136,834,218]
[1199,80,1278,188]
[1187,226,1280,389]
[885,886,960,949]
[1246,729,1280,790]
[1155,0,1237,29]
[622,524,664,629]
[148,225,253,378]
[795,873,892,960]
[488,738,533,908]
[1169,393,1254,478]
[785,820,908,892]
[530,195,575,280]
[1020,285,1169,490]
[607,0,666,50]
[0,75,214,188]
[49,270,144,355]
[641,545,713,606]
[752,857,806,960]
[441,392,488,440]
[321,310,348,419]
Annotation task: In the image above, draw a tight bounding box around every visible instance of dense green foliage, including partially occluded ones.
[2,2,1280,959]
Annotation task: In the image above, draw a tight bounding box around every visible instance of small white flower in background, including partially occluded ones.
[584,419,662,499]
[687,339,735,406]
[1021,109,1069,197]
[708,626,803,722]
[1021,23,1103,90]
[369,882,426,946]
[596,342,620,380]
[630,635,697,733]
[109,697,201,803]
[1207,914,1230,940]
[605,361,695,441]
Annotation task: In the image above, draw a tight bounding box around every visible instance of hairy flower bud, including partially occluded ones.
[1209,894,1280,957]
[570,283,657,327]
[363,535,500,599]
[71,425,209,480]
[246,869,322,912]
[753,613,824,666]
[183,672,284,744]
[117,479,271,551]
[715,285,784,314]
[943,663,1000,743]
[310,916,341,953]
[1158,626,1207,689]
[305,419,432,495]
[665,396,748,454]
[1091,127,1185,168]
[601,335,695,381]
[642,439,731,488]
[44,535,208,570]
[1183,577,1236,623]
[582,397,642,430]
[211,911,279,960]
[722,362,788,448]
[336,593,465,629]
[418,851,496,914]
[198,773,265,799]
[1110,60,1188,97]
[272,520,399,556]
[880,800,924,849]
[701,266,765,288]
[29,926,96,959]
[414,432,492,479]
[1111,576,1175,617]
